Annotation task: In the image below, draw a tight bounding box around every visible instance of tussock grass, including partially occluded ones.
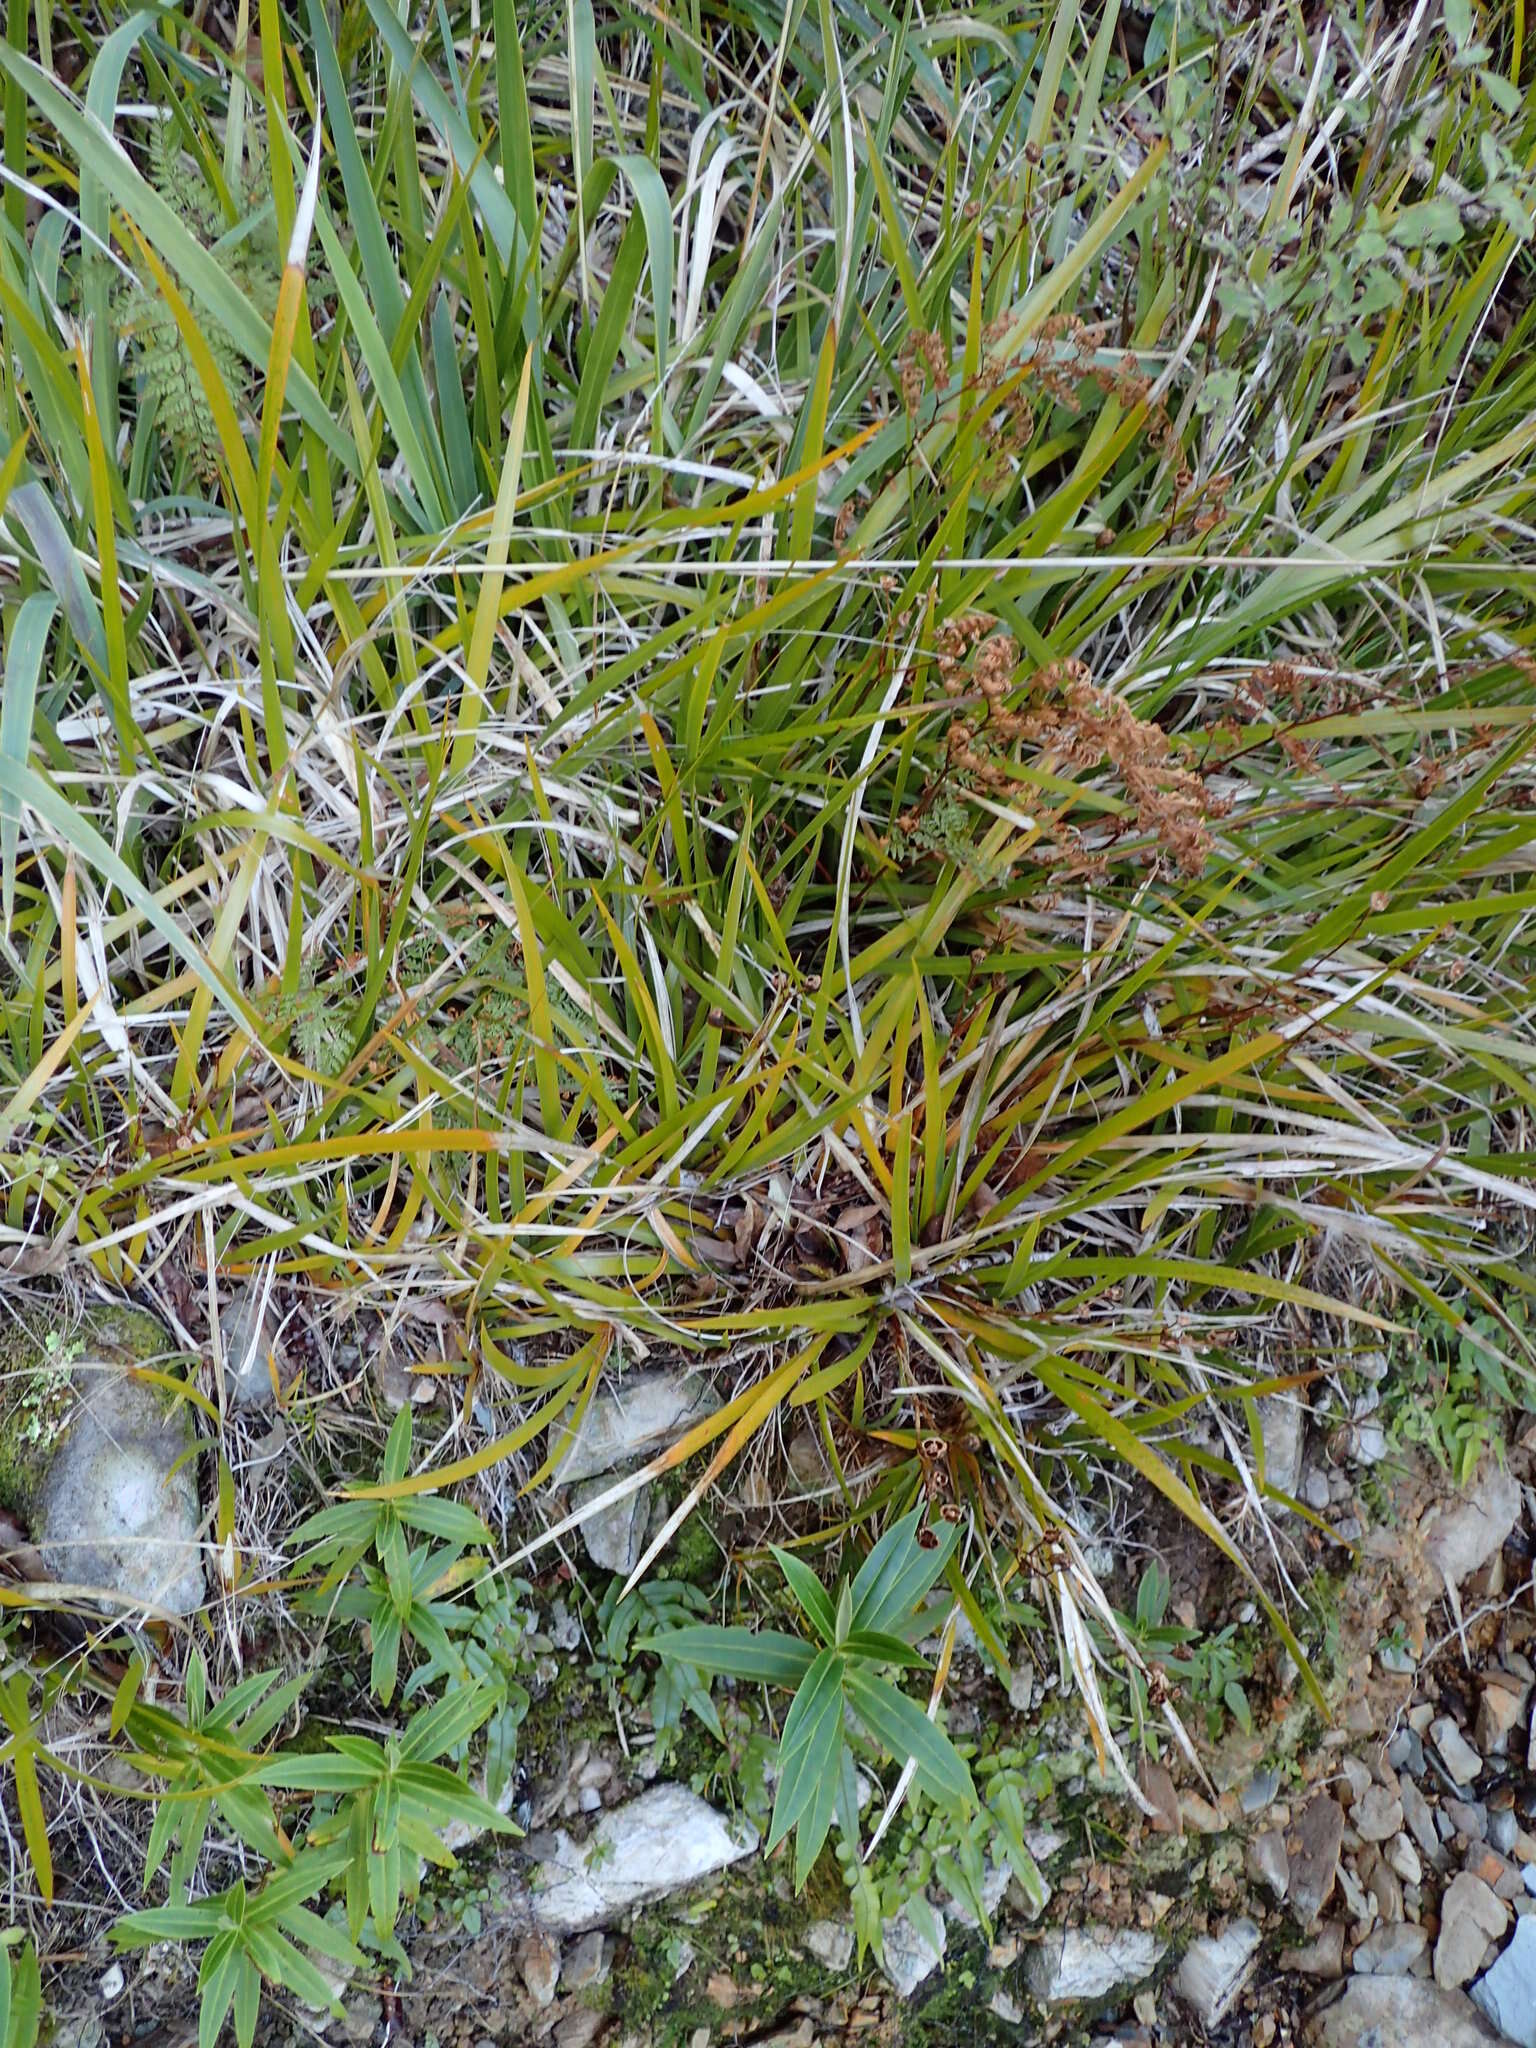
[1,0,1536,1978]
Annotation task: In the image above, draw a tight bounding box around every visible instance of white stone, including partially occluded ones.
[1386,1832,1422,1886]
[880,1904,946,1996]
[1176,1918,1260,2025]
[1026,1927,1166,2003]
[548,1373,719,1482]
[806,1920,853,1972]
[1472,1914,1536,2046]
[1423,1470,1523,1590]
[35,1354,204,1614]
[530,1786,757,1934]
[572,1477,652,1575]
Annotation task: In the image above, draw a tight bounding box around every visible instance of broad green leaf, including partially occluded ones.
[767,1647,846,1850]
[844,1668,975,1811]
[771,1547,837,1645]
[641,1626,816,1687]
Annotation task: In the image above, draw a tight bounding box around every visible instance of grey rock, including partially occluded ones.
[881,1903,946,1996]
[806,1919,854,1972]
[1401,1779,1444,1866]
[1301,1467,1332,1512]
[1386,1833,1423,1886]
[1248,1830,1290,1901]
[1341,1757,1374,1804]
[1176,1918,1260,2025]
[1423,1470,1523,1591]
[1489,1809,1519,1856]
[1242,1767,1281,1816]
[989,1989,1024,2025]
[1435,1873,1509,1990]
[1289,1796,1346,1928]
[1259,1395,1306,1499]
[1307,1977,1502,2046]
[1356,1787,1404,1843]
[571,1476,652,1575]
[14,1307,206,1614]
[1352,1922,1429,1976]
[1433,1718,1486,1787]
[548,1372,719,1482]
[1446,1798,1490,1843]
[530,1785,757,1934]
[1347,1421,1388,1466]
[220,1282,284,1409]
[562,1931,610,1992]
[1471,1914,1536,2046]
[1388,1729,1425,1778]
[1026,1927,1165,2003]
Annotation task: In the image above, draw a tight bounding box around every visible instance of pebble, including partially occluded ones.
[1247,1830,1289,1901]
[1476,1679,1526,1755]
[1434,1872,1509,1990]
[806,1920,854,1973]
[1300,1468,1331,1511]
[1446,1798,1490,1842]
[517,1935,560,2007]
[1340,1757,1373,1805]
[1423,1469,1522,1590]
[1175,1919,1260,2027]
[562,1931,609,1992]
[1401,1779,1443,1865]
[530,1785,758,1934]
[1489,1809,1519,1855]
[880,1905,946,1997]
[1471,1913,1536,2046]
[1386,1832,1422,1886]
[1465,1844,1527,1903]
[1369,1859,1404,1925]
[1356,1786,1404,1843]
[1352,1922,1430,1976]
[1025,1927,1166,2003]
[1288,1796,1346,1928]
[1180,1793,1224,1835]
[1388,1729,1425,1777]
[1280,1921,1345,1978]
[1241,1768,1280,1816]
[1431,1717,1485,1787]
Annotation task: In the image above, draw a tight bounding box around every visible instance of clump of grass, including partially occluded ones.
[2,0,1536,2025]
